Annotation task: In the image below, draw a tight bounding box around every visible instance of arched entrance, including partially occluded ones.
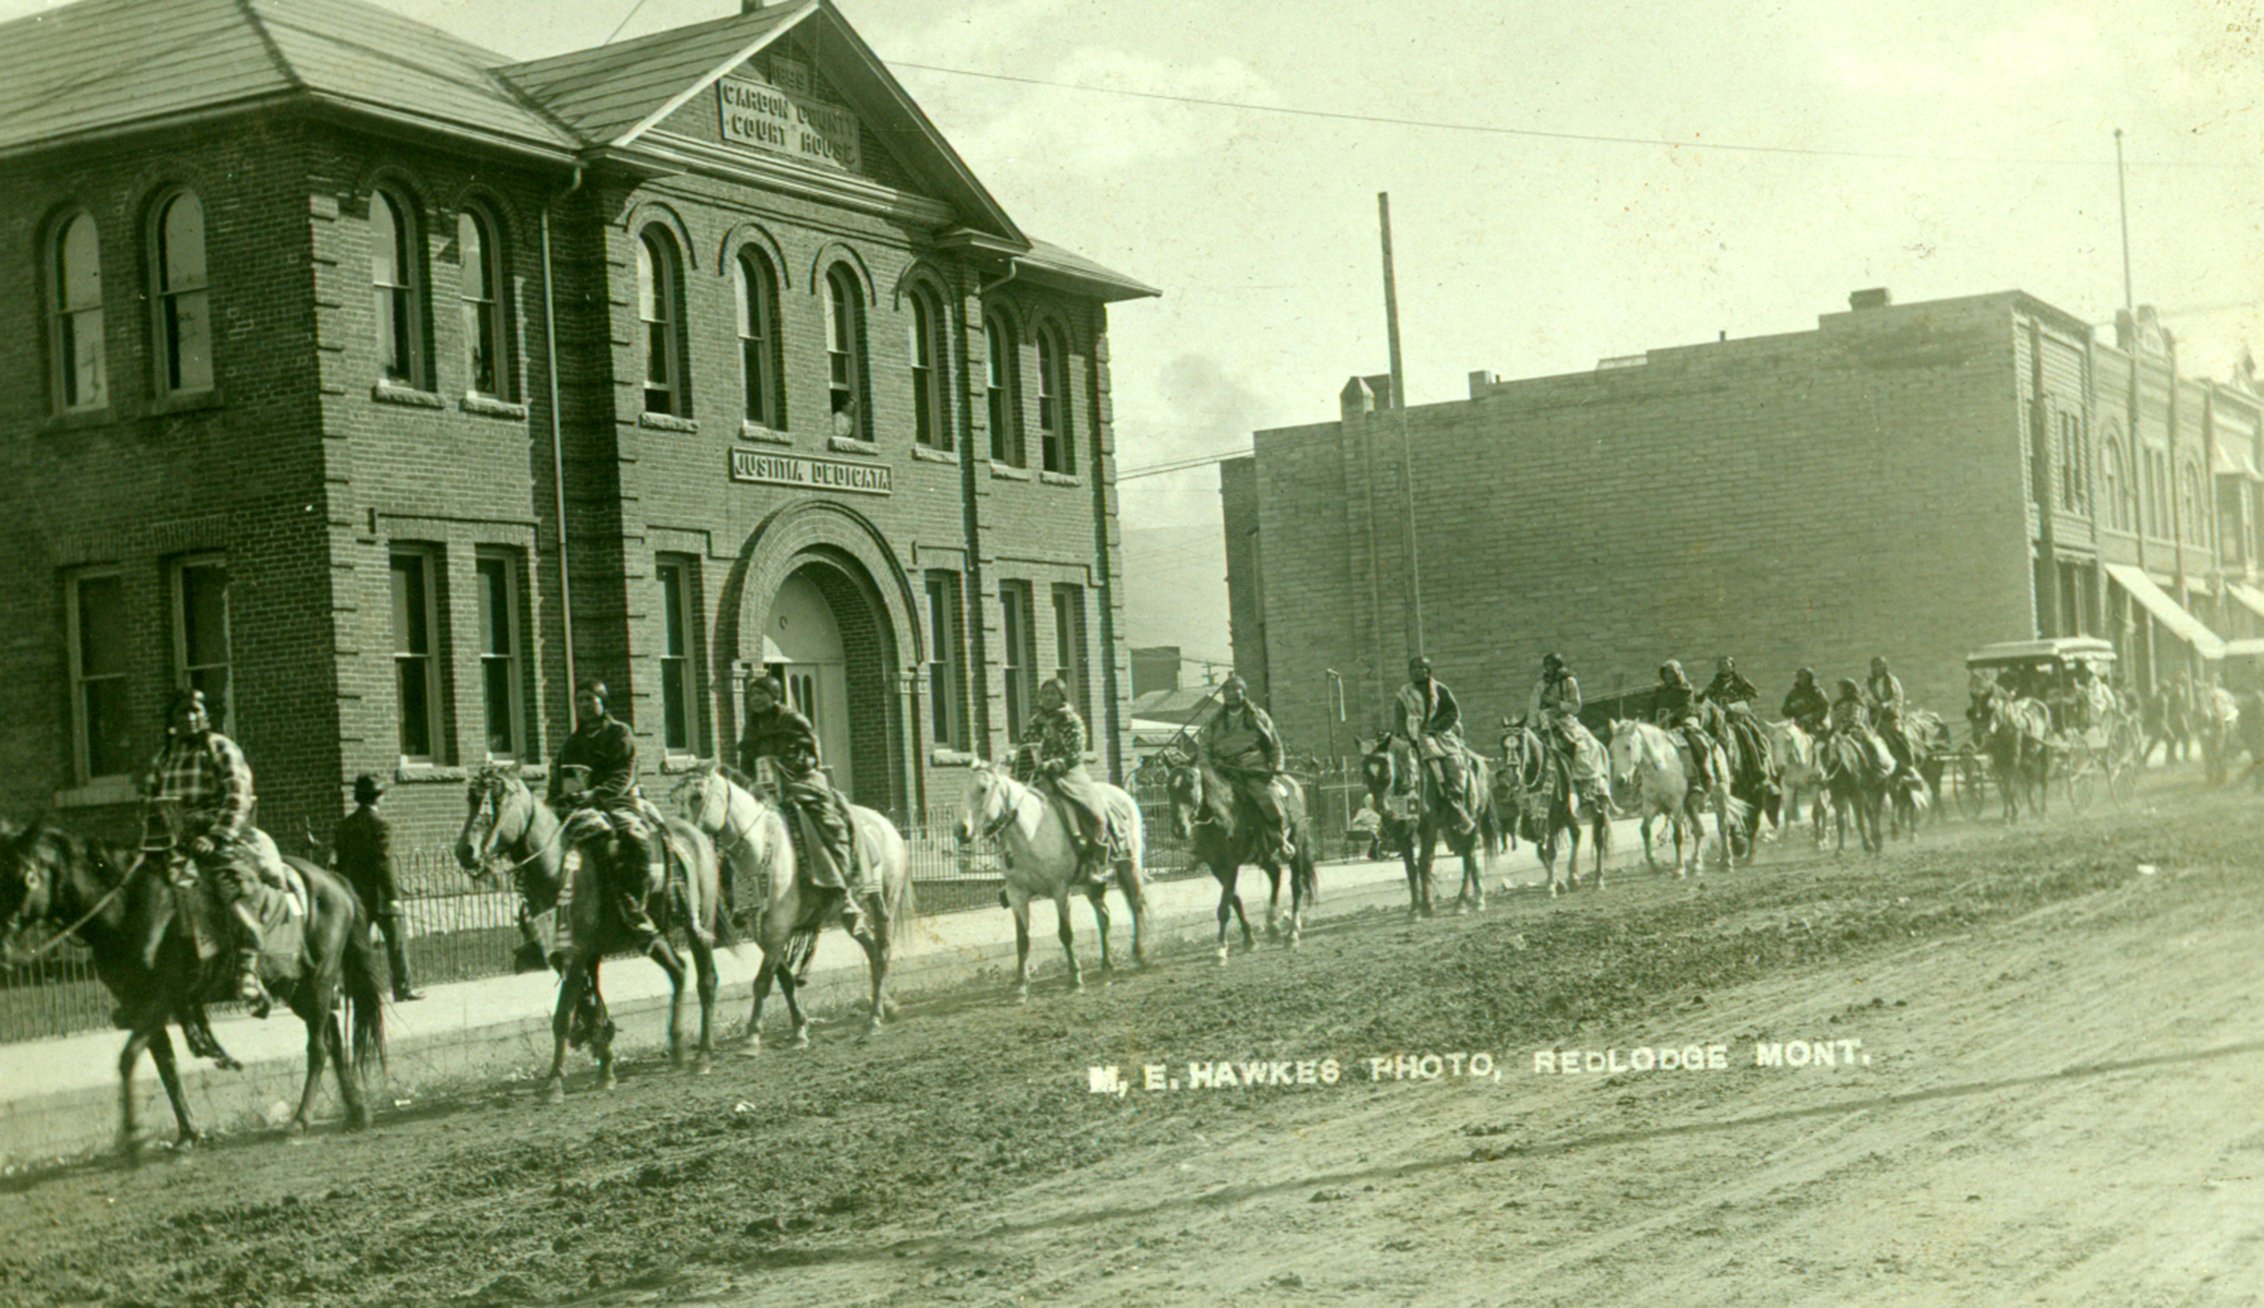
[716,502,924,818]
[766,570,857,794]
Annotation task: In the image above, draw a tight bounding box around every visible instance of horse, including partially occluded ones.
[665,762,911,1051]
[1605,721,1744,879]
[1973,691,2052,822]
[1814,728,1894,854]
[454,765,726,1101]
[1357,733,1500,917]
[1695,701,1773,865]
[1497,720,1609,895]
[956,760,1148,1001]
[1887,709,1951,838]
[0,815,385,1160]
[1162,757,1318,961]
[1765,719,1828,847]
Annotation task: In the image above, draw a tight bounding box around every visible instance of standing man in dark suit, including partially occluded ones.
[334,773,421,1002]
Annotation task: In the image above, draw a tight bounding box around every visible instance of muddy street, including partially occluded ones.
[2,783,2259,1307]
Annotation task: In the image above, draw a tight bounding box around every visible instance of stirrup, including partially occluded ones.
[236,971,271,1018]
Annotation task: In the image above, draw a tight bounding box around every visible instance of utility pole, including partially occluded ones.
[1379,192,1424,658]
[2115,129,2134,320]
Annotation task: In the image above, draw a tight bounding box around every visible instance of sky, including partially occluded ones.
[8,0,2257,664]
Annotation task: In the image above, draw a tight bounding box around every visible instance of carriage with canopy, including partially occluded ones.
[1955,636,2140,814]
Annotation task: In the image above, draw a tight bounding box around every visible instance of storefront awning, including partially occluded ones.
[2104,563,2227,660]
[2213,442,2263,480]
[2232,582,2264,624]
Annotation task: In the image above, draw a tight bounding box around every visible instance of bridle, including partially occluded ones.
[2,836,137,964]
[973,768,1038,842]
[686,767,766,855]
[466,776,564,880]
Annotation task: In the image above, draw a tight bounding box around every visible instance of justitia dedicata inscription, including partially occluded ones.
[728,448,892,495]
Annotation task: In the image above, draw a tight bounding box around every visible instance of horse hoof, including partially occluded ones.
[598,1071,619,1092]
[792,1029,811,1050]
[735,1034,763,1058]
[692,1054,714,1077]
[1013,985,1031,1004]
[285,1120,309,1141]
[543,1077,565,1105]
[1068,976,1084,994]
[1217,946,1231,965]
[120,1139,143,1168]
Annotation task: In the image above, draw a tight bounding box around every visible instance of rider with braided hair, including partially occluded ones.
[1652,659,1716,789]
[546,679,660,944]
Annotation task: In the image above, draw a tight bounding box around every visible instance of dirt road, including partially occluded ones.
[1,783,2259,1307]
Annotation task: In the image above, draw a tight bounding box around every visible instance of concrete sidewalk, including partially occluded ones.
[0,817,1655,1166]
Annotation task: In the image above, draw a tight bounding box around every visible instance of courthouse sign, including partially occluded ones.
[717,65,861,171]
[729,449,892,496]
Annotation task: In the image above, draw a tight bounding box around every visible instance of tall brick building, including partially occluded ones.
[1222,289,2264,755]
[0,0,1154,852]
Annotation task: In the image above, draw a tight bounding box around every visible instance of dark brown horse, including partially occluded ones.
[1164,759,1318,960]
[1497,721,1610,895]
[0,816,385,1160]
[1975,691,2053,821]
[1359,734,1501,917]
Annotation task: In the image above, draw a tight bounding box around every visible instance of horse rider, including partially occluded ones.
[1651,660,1716,789]
[1395,656,1476,835]
[1703,656,1760,710]
[1781,667,1830,737]
[736,674,872,937]
[1827,677,1897,772]
[1864,656,1916,776]
[333,773,421,1002]
[1527,652,1605,810]
[1015,675,1120,887]
[143,687,270,1014]
[1198,674,1296,864]
[1702,655,1776,790]
[545,679,661,943]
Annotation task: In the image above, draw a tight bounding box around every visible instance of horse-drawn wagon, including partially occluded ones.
[1960,637,2140,815]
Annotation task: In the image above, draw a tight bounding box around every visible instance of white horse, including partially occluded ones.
[666,763,911,1051]
[1765,719,1827,847]
[956,761,1148,1000]
[1607,720,1747,879]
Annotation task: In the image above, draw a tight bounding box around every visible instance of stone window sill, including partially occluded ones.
[638,411,699,434]
[394,763,469,783]
[460,393,529,421]
[55,776,138,808]
[43,406,113,434]
[929,747,979,767]
[910,445,959,464]
[828,435,879,456]
[373,380,445,410]
[740,421,793,445]
[660,754,715,774]
[988,462,1031,481]
[150,388,225,417]
[1041,470,1081,487]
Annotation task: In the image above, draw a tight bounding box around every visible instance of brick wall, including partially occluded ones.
[1233,295,2049,758]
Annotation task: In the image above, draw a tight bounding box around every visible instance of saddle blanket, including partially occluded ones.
[179,861,308,971]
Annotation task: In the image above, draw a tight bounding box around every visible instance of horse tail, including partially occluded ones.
[1480,801,1505,861]
[888,869,916,951]
[342,906,387,1076]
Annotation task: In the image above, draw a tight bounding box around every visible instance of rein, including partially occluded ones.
[9,846,139,962]
[469,786,568,880]
[978,776,1040,842]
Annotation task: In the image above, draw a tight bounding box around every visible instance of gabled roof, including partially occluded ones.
[0,0,1155,301]
[0,0,576,159]
[497,2,809,148]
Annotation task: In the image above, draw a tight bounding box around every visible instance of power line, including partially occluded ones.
[888,60,2259,172]
[603,0,656,45]
[1119,450,1250,480]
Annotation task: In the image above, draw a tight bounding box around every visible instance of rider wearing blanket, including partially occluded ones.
[1828,677,1897,772]
[1198,674,1295,864]
[1015,676,1118,887]
[1781,667,1829,736]
[546,679,661,944]
[1395,656,1477,836]
[1527,652,1605,810]
[1651,660,1716,789]
[1864,656,1916,777]
[143,687,270,1014]
[736,675,871,937]
[1703,655,1775,785]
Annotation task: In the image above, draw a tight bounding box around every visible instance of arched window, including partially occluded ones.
[153,191,212,394]
[2101,435,2127,532]
[51,211,105,411]
[371,189,424,384]
[458,209,506,398]
[909,285,950,451]
[734,248,784,429]
[822,263,868,440]
[1036,322,1074,475]
[637,228,685,416]
[984,308,1022,466]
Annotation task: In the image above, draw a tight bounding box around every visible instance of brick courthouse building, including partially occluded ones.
[1224,290,2264,753]
[0,0,1154,850]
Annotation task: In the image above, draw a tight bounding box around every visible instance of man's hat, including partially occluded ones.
[1542,652,1564,671]
[577,677,610,701]
[1222,673,1247,693]
[1659,658,1684,679]
[748,672,783,699]
[165,686,207,725]
[1408,655,1432,674]
[1796,665,1816,681]
[352,773,386,804]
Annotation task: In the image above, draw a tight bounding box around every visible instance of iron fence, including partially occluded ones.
[1,774,1353,1045]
